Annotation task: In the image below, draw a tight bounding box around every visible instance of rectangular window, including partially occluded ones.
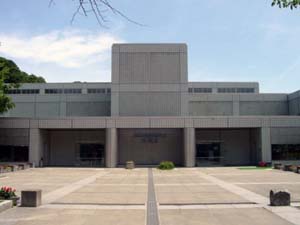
[188,88,193,93]
[87,88,106,94]
[193,88,212,93]
[106,88,111,94]
[236,88,255,93]
[64,89,82,94]
[45,89,63,94]
[272,144,300,160]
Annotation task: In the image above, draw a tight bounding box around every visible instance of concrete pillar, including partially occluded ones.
[261,127,272,163]
[105,128,118,168]
[184,128,196,167]
[29,129,42,167]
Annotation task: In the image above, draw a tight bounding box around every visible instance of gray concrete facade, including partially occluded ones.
[111,44,188,117]
[0,43,300,167]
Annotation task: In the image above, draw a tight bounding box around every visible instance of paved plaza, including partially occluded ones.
[0,167,300,224]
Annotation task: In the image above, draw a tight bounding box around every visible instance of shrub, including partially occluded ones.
[0,186,16,199]
[158,161,175,170]
[258,161,267,167]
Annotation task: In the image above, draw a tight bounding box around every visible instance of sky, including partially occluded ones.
[0,0,300,93]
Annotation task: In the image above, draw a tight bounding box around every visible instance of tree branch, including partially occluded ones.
[49,0,145,28]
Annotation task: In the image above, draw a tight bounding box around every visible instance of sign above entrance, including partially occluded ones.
[134,132,167,144]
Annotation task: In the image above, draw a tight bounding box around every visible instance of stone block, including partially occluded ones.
[274,163,282,170]
[21,189,42,207]
[297,166,300,174]
[0,200,13,213]
[126,161,135,169]
[270,190,291,206]
[11,165,18,172]
[284,164,293,171]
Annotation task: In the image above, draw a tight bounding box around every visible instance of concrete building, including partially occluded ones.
[0,44,300,167]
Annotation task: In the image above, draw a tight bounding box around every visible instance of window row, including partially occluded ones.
[189,88,212,93]
[7,88,112,95]
[218,88,255,93]
[87,88,111,94]
[6,89,40,94]
[272,144,300,160]
[45,89,82,94]
[188,87,255,93]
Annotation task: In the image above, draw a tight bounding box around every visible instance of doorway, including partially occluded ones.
[77,143,105,167]
[196,143,222,166]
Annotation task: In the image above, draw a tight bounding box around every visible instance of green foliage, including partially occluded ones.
[0,57,46,113]
[158,161,175,170]
[272,0,300,9]
[0,186,16,199]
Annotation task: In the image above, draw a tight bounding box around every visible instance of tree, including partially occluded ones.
[272,0,300,9]
[49,0,143,27]
[0,57,46,113]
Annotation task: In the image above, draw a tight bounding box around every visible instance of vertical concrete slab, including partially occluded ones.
[261,127,272,163]
[233,95,240,116]
[29,129,42,167]
[111,44,120,116]
[105,128,118,168]
[59,102,66,117]
[184,127,195,167]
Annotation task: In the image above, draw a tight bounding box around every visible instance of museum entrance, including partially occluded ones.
[196,143,222,166]
[77,144,105,167]
[118,129,184,166]
[195,128,261,166]
[45,129,106,167]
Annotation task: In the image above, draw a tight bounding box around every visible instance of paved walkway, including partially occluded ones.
[0,167,299,225]
[198,170,300,225]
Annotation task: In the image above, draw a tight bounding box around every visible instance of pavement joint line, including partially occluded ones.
[198,171,300,225]
[159,202,257,206]
[50,202,146,206]
[159,204,264,210]
[42,171,110,205]
[155,183,215,186]
[234,182,300,185]
[147,168,160,225]
[41,203,146,210]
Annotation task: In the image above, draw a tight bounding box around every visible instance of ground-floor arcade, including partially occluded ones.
[1,117,300,167]
[0,128,270,167]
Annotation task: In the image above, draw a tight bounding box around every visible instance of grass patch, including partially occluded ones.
[238,166,272,170]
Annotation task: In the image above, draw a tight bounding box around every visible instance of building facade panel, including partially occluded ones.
[1,43,300,167]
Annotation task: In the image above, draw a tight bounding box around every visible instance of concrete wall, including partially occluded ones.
[288,90,300,115]
[0,129,29,146]
[2,83,111,118]
[189,94,288,116]
[111,44,188,116]
[196,129,260,165]
[118,128,184,165]
[271,127,300,144]
[46,130,105,166]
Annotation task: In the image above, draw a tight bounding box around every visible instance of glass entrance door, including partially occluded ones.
[77,144,105,167]
[196,143,222,166]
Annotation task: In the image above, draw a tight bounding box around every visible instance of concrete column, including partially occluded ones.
[261,127,272,163]
[29,129,42,167]
[184,128,196,167]
[105,128,118,168]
